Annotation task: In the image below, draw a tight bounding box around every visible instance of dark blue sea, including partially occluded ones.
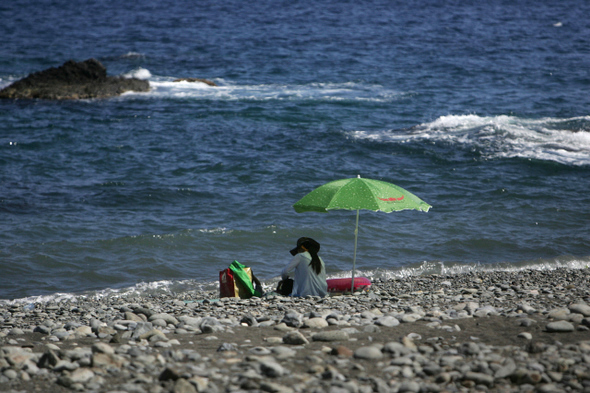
[1,0,590,302]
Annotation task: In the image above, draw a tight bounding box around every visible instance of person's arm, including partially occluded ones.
[281,254,300,279]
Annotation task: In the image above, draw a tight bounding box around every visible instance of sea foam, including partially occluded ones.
[126,77,404,103]
[123,67,152,80]
[350,115,590,166]
[4,256,587,305]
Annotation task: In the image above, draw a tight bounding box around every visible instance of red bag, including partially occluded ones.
[219,260,260,298]
[219,268,238,298]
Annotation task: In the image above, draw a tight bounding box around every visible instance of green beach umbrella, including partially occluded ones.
[293,175,432,292]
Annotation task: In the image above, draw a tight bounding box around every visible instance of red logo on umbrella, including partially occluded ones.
[378,196,404,201]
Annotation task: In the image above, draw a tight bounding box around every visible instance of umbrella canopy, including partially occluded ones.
[293,175,431,292]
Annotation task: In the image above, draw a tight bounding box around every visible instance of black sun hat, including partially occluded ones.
[290,237,320,256]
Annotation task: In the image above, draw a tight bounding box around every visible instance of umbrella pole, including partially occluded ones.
[351,209,359,293]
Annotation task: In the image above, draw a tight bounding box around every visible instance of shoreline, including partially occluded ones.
[4,258,590,306]
[2,267,590,392]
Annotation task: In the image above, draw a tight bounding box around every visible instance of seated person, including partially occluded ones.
[280,237,327,297]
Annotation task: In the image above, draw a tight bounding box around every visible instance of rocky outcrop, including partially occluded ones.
[0,59,150,100]
[173,77,217,86]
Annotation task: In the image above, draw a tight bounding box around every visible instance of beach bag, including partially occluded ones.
[219,268,238,298]
[276,278,293,296]
[219,260,262,299]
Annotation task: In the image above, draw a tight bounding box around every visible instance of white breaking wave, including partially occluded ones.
[123,71,405,102]
[0,75,21,89]
[0,278,219,306]
[350,114,590,166]
[122,67,152,80]
[120,52,145,59]
[3,256,588,305]
[365,256,590,280]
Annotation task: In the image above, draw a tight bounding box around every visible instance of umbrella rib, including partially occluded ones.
[325,182,355,210]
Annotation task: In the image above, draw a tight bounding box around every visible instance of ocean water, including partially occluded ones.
[1,0,590,302]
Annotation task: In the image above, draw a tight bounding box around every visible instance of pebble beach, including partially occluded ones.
[2,268,590,393]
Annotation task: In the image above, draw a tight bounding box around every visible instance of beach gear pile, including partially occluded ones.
[219,260,262,299]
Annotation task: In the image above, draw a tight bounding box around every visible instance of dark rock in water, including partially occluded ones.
[173,77,217,86]
[0,58,150,100]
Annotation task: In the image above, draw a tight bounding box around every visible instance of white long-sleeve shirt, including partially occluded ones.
[281,251,327,297]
